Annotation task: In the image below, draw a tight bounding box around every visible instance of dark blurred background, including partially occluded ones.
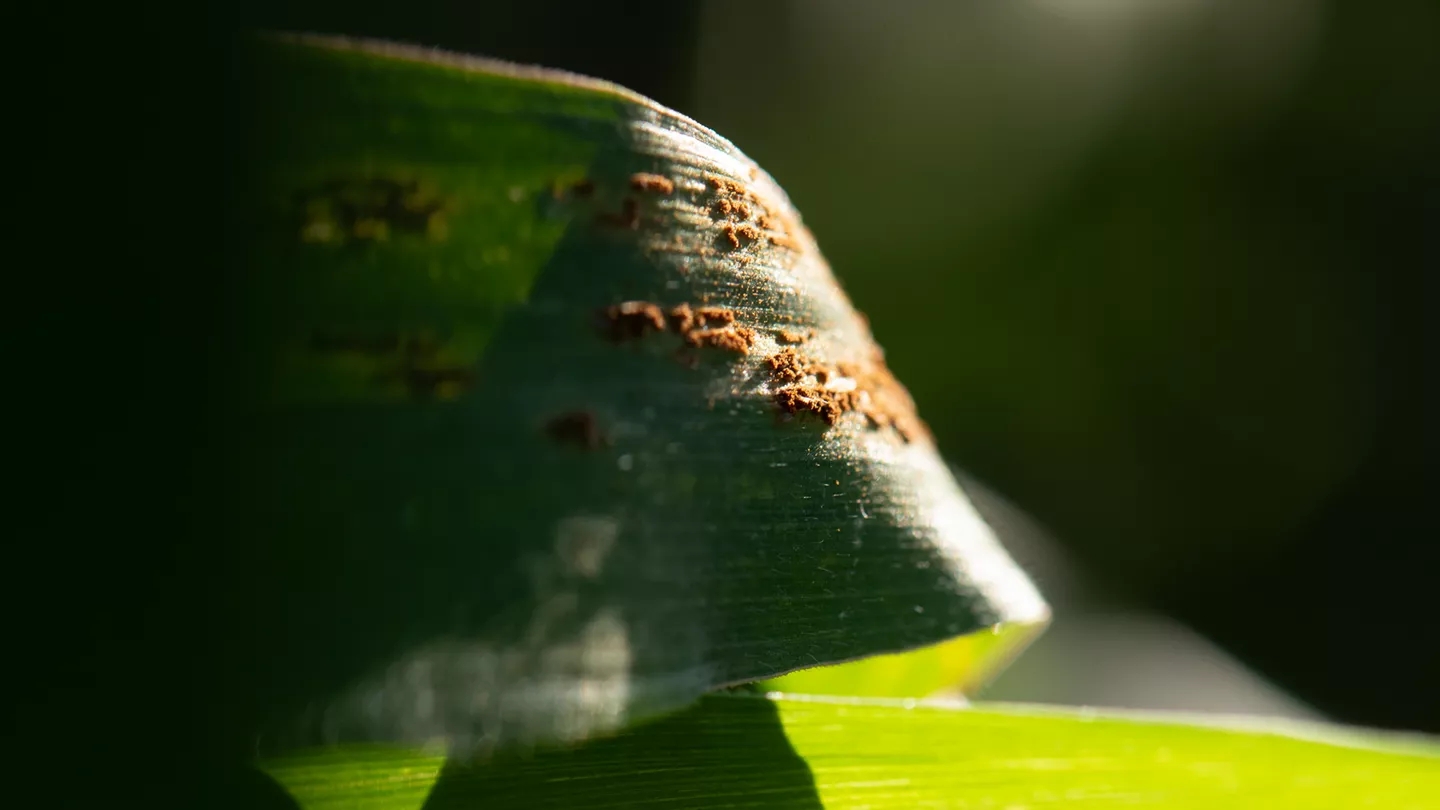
[199,0,1436,733]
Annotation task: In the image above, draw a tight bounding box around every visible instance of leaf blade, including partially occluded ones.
[222,34,1049,753]
[262,695,1440,809]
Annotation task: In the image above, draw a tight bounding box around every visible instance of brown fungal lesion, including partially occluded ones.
[695,306,735,327]
[705,175,749,196]
[294,177,447,245]
[554,173,674,231]
[629,172,676,195]
[665,302,695,333]
[598,295,925,442]
[685,325,756,353]
[774,385,858,427]
[666,303,739,335]
[544,410,608,450]
[765,347,827,385]
[567,165,917,441]
[702,171,804,253]
[600,300,752,356]
[602,301,668,341]
[556,167,805,253]
[710,198,753,220]
[717,222,761,250]
[763,334,931,444]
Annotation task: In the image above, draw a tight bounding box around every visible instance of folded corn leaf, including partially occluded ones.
[214,33,1048,755]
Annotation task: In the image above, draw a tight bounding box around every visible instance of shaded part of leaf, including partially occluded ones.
[424,695,822,810]
[265,695,823,810]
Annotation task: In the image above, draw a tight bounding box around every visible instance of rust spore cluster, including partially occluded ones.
[555,167,804,255]
[572,165,926,443]
[710,198,751,220]
[705,175,748,196]
[557,172,674,231]
[717,223,761,249]
[765,346,930,445]
[599,301,929,443]
[629,172,676,195]
[602,300,756,354]
[704,173,800,252]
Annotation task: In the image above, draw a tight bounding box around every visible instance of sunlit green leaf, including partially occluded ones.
[263,694,1440,809]
[759,621,1033,699]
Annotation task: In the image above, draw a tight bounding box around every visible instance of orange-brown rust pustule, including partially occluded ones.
[667,303,695,334]
[701,168,807,251]
[695,307,736,327]
[774,386,859,427]
[764,335,932,444]
[718,223,761,250]
[765,348,825,385]
[603,301,667,341]
[705,175,749,196]
[600,301,753,356]
[686,326,756,354]
[710,198,753,220]
[630,172,675,195]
